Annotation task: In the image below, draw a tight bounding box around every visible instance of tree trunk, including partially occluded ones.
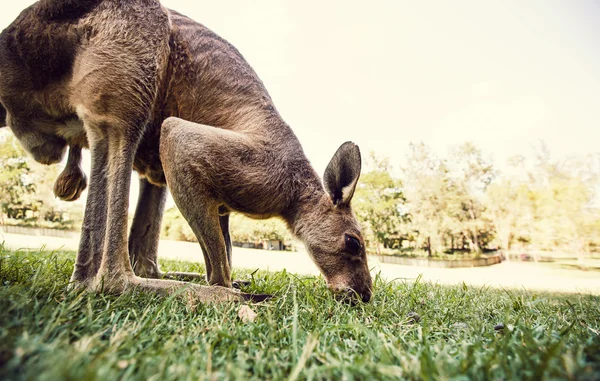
[576,237,585,270]
[472,229,481,253]
[427,236,432,257]
[503,225,511,262]
[468,199,481,253]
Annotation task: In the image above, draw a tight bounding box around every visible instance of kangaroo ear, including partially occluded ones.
[323,141,361,206]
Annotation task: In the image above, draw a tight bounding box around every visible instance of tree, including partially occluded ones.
[485,145,600,263]
[353,153,407,253]
[161,206,293,248]
[0,133,37,221]
[485,179,523,256]
[161,206,198,242]
[229,214,292,245]
[531,150,599,263]
[446,142,496,253]
[401,143,451,256]
[0,131,84,229]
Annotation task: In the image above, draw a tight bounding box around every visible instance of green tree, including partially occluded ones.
[161,206,293,247]
[531,150,599,262]
[160,206,197,242]
[0,133,37,221]
[485,146,600,263]
[353,153,407,253]
[229,214,292,245]
[485,179,525,256]
[446,142,496,253]
[0,131,84,229]
[401,143,450,256]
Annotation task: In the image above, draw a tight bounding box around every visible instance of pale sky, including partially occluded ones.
[2,1,599,187]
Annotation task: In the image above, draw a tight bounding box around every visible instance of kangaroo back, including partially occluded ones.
[0,1,100,90]
[36,0,102,21]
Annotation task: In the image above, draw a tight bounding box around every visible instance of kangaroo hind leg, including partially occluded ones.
[160,118,258,289]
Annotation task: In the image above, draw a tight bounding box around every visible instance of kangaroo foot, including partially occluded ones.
[74,274,271,304]
[161,271,251,290]
[127,276,272,303]
[130,276,246,303]
[72,274,242,303]
[161,271,204,282]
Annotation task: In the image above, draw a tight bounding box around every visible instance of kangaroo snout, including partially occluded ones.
[330,284,372,304]
[322,252,373,304]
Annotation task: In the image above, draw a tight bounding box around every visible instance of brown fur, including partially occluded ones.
[53,145,87,201]
[0,0,372,303]
[161,120,372,301]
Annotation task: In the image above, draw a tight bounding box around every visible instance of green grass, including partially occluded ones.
[0,244,599,380]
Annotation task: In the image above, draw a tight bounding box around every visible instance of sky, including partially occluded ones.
[1,0,599,200]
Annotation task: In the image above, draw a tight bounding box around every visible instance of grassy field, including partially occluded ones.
[0,244,599,380]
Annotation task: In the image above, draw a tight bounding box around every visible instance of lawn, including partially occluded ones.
[0,244,599,380]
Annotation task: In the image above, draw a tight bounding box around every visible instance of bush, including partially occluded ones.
[160,207,293,245]
[161,207,197,242]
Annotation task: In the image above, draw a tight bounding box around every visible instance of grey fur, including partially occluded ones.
[0,0,371,303]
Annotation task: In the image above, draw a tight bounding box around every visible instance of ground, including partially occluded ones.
[0,234,599,380]
[1,232,598,295]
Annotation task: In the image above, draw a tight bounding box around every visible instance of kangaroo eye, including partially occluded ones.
[344,234,361,255]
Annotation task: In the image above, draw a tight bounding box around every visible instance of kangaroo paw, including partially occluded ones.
[54,168,88,201]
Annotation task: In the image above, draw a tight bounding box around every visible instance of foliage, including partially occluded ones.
[0,134,38,221]
[353,153,407,252]
[3,126,599,257]
[1,246,599,380]
[229,213,292,244]
[484,147,600,256]
[401,143,452,256]
[160,206,198,242]
[0,132,84,229]
[391,142,600,257]
[445,142,496,253]
[154,142,600,258]
[161,206,293,245]
[2,217,83,231]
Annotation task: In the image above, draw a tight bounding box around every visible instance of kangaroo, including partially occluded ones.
[0,0,372,303]
[161,121,371,302]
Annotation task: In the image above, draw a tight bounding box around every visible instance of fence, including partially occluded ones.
[0,225,79,239]
[375,252,503,268]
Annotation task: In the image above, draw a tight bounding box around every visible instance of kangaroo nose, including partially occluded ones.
[361,290,372,303]
[340,287,372,304]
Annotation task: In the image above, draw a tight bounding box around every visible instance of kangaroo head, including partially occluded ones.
[298,142,372,303]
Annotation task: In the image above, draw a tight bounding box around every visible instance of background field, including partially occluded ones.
[1,245,599,380]
[3,231,599,296]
